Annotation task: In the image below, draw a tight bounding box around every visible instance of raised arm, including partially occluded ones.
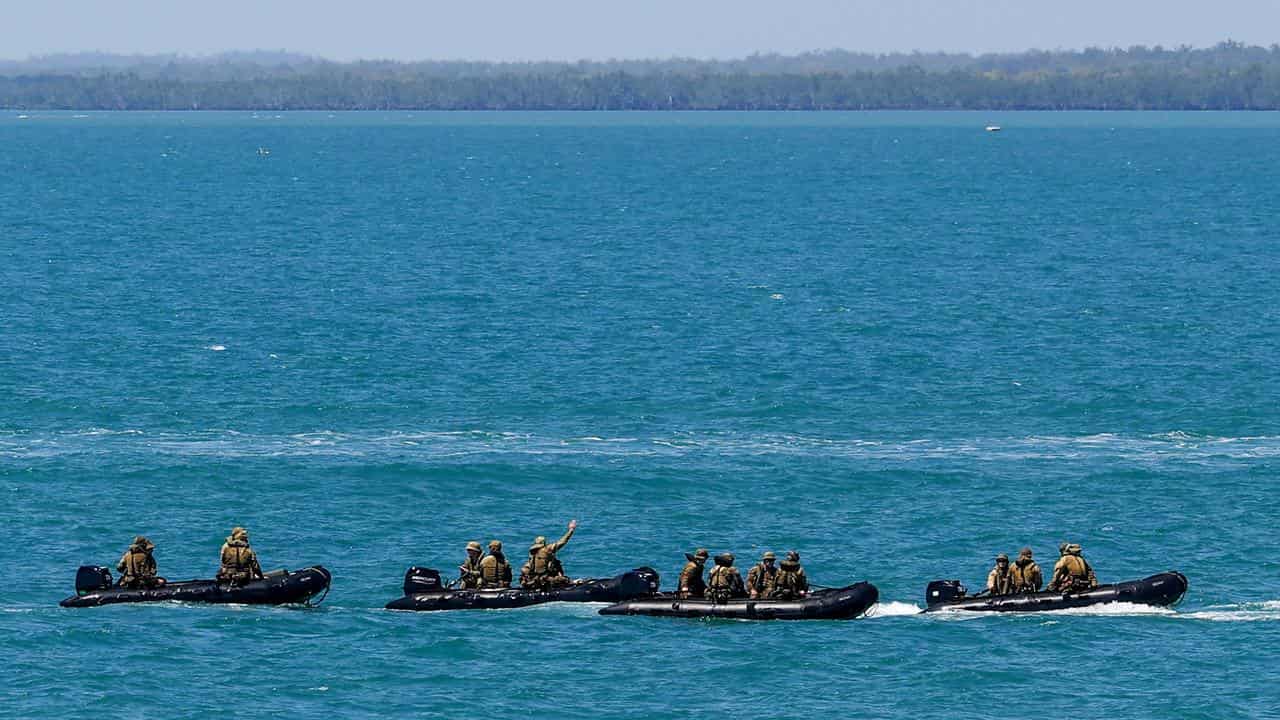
[548,519,577,553]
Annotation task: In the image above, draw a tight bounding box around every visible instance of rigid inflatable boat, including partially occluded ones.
[385,566,660,611]
[922,572,1188,613]
[599,581,879,620]
[60,565,332,608]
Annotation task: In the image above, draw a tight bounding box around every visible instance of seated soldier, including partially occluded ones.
[746,551,778,599]
[217,526,263,586]
[706,552,746,602]
[1048,542,1098,593]
[770,550,809,600]
[1009,547,1043,594]
[478,540,512,589]
[117,535,165,589]
[678,548,709,598]
[987,553,1013,596]
[520,519,577,591]
[458,541,483,589]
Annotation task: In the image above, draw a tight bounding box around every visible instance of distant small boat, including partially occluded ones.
[985,125,1002,132]
[257,147,271,156]
[17,114,29,119]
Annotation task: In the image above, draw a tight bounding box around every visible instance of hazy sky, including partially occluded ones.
[6,0,1278,61]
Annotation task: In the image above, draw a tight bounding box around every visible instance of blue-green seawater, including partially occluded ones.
[2,111,1278,718]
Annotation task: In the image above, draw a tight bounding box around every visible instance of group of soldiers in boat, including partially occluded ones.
[111,521,1101,601]
[114,526,265,589]
[678,548,810,601]
[983,542,1098,596]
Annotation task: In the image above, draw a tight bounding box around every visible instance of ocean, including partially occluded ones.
[2,111,1277,718]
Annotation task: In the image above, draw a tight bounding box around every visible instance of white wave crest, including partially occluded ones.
[867,601,924,617]
[6,429,1280,462]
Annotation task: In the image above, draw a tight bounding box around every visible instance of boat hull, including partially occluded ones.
[385,567,660,611]
[599,581,878,620]
[923,572,1187,613]
[60,566,331,608]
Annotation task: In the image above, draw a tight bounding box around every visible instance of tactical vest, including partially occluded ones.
[1009,561,1039,593]
[528,550,565,578]
[707,566,740,601]
[747,564,777,594]
[772,569,804,598]
[480,554,510,587]
[679,562,705,597]
[220,542,257,584]
[990,567,1013,595]
[458,557,482,588]
[121,550,156,585]
[1059,555,1093,590]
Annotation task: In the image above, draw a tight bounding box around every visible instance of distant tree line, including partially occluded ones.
[4,41,1280,110]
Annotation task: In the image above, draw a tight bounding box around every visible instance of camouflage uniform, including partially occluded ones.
[746,551,778,599]
[479,540,512,589]
[458,541,483,589]
[520,521,576,591]
[1049,543,1097,592]
[1009,547,1043,593]
[770,551,809,600]
[117,536,162,589]
[217,527,263,585]
[706,553,746,602]
[987,554,1013,596]
[678,549,709,598]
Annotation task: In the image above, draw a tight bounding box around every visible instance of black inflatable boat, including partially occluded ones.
[599,581,879,620]
[60,565,332,608]
[385,566,660,611]
[922,572,1188,613]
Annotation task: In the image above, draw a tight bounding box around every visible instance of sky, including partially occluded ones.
[4,0,1279,61]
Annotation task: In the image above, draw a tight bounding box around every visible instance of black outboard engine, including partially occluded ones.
[617,567,661,598]
[75,566,113,596]
[925,580,967,606]
[403,567,443,595]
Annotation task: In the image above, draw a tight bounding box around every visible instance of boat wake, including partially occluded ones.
[866,601,924,618]
[1179,601,1280,622]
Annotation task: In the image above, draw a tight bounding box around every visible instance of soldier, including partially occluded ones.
[706,552,746,602]
[1048,542,1098,593]
[746,551,778,599]
[116,535,164,589]
[770,550,809,600]
[986,553,1013,596]
[678,548,709,598]
[457,541,483,589]
[216,526,263,586]
[520,519,577,591]
[1009,547,1043,594]
[478,540,512,589]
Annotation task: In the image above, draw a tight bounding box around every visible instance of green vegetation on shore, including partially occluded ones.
[4,42,1280,110]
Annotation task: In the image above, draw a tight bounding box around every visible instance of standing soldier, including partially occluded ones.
[479,540,512,589]
[217,526,263,586]
[678,548,709,598]
[986,553,1013,596]
[746,551,778,599]
[520,519,577,591]
[117,535,164,589]
[1049,543,1098,592]
[770,550,809,600]
[1008,547,1043,594]
[706,553,746,602]
[458,541,483,589]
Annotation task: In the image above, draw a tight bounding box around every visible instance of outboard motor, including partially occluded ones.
[75,566,113,596]
[925,580,967,606]
[403,567,443,595]
[617,567,661,598]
